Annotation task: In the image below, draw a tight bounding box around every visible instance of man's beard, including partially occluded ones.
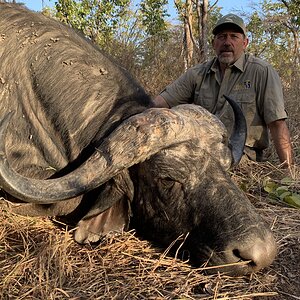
[218,46,235,65]
[218,52,234,65]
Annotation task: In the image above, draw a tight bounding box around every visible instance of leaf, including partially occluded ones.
[276,185,289,196]
[283,194,300,208]
[263,181,278,194]
[278,191,291,200]
[281,177,293,185]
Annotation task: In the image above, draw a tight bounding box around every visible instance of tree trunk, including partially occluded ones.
[184,0,193,70]
[201,0,208,61]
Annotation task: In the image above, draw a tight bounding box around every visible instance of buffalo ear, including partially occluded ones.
[74,169,133,244]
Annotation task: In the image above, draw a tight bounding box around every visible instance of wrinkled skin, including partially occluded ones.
[0,3,276,275]
[0,3,149,217]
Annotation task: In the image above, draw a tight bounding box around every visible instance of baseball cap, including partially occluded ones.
[212,14,247,35]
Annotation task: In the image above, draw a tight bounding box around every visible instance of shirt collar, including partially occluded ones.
[233,53,246,72]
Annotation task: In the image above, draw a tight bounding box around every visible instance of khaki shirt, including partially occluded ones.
[160,53,287,150]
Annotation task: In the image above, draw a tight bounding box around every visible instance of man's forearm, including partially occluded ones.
[273,137,293,167]
[268,120,293,167]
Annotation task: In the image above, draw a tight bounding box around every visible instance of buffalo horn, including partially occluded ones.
[0,106,226,204]
[224,95,247,166]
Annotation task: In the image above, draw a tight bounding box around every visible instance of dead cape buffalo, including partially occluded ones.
[0,3,276,275]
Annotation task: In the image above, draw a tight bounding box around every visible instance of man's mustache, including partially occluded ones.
[220,47,234,52]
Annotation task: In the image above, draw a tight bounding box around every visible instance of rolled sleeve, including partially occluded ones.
[160,68,197,107]
[261,66,287,124]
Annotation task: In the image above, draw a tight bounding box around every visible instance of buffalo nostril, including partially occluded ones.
[232,248,257,267]
[230,234,277,272]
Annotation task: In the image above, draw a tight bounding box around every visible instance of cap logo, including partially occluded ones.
[224,16,235,23]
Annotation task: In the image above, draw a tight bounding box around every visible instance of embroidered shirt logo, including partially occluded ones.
[233,80,252,91]
[244,80,251,89]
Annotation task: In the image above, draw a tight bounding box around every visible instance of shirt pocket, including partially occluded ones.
[230,91,256,114]
[230,91,263,126]
[230,90,255,104]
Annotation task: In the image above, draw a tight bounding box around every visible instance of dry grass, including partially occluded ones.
[0,207,282,300]
[231,160,300,300]
[1,161,299,299]
[0,87,299,300]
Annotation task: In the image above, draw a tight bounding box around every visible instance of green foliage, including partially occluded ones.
[55,0,131,46]
[139,0,169,36]
[263,177,300,208]
[246,0,299,85]
[47,0,299,96]
[247,12,265,56]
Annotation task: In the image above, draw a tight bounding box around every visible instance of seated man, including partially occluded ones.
[152,14,293,168]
